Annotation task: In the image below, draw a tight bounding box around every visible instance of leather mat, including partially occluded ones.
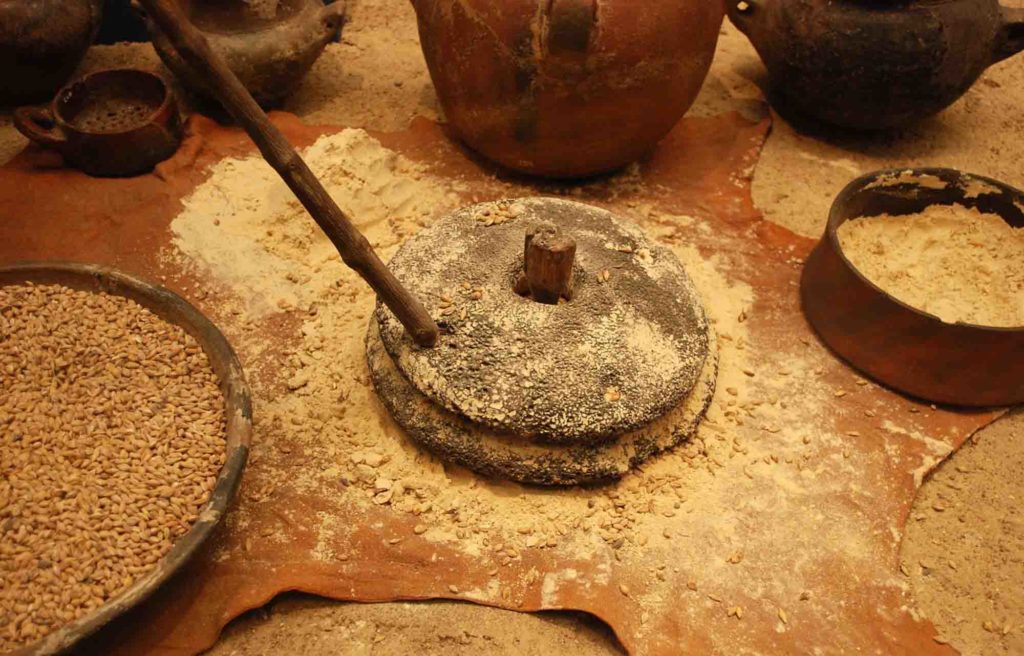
[0,112,1001,655]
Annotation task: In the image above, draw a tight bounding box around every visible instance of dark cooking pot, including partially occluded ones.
[140,0,345,109]
[0,0,104,106]
[728,0,1024,129]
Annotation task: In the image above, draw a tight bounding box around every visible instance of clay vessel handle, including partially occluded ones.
[995,6,1024,64]
[318,0,347,41]
[546,0,597,55]
[726,0,758,33]
[13,107,68,150]
[320,0,347,26]
[129,0,147,20]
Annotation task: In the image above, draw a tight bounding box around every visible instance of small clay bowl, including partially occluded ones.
[801,168,1024,407]
[0,262,252,656]
[13,68,182,177]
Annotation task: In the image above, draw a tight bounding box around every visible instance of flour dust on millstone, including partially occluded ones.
[368,198,718,485]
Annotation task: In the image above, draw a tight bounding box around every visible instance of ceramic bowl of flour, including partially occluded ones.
[801,168,1024,407]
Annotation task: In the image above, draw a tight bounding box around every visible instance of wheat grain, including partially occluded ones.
[0,283,227,651]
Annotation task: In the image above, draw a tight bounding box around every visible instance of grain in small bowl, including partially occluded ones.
[0,263,250,655]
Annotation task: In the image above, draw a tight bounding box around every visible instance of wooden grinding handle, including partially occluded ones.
[137,0,439,347]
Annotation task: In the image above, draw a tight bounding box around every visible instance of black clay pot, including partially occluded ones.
[728,0,1024,130]
[0,0,104,106]
[141,0,345,109]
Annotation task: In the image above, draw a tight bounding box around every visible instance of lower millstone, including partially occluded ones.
[366,321,718,486]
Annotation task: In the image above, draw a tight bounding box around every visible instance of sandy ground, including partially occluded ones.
[902,410,1024,655]
[1,2,1022,654]
[206,597,623,656]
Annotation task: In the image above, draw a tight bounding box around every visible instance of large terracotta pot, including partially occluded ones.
[0,0,104,106]
[144,0,346,109]
[412,0,724,178]
[728,0,1024,130]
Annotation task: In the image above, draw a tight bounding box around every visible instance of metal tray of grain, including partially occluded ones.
[0,261,252,656]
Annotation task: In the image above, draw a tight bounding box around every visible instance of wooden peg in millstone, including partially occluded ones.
[516,223,576,304]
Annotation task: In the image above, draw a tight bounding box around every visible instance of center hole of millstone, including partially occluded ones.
[513,223,577,305]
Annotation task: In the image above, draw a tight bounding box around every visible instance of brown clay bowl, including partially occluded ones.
[0,262,252,656]
[801,168,1024,407]
[14,68,183,178]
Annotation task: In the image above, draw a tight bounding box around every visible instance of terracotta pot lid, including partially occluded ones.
[374,198,711,445]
